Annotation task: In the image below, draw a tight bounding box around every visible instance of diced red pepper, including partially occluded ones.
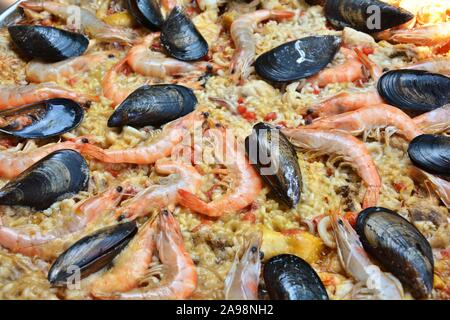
[237,105,247,114]
[264,112,277,121]
[237,97,245,104]
[393,182,406,193]
[362,46,375,55]
[243,111,256,121]
[313,87,320,95]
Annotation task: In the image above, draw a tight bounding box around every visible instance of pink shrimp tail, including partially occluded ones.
[178,189,218,217]
[79,143,107,161]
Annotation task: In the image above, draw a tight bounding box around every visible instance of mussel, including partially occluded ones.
[245,123,302,208]
[0,99,84,139]
[0,150,89,210]
[324,0,414,34]
[8,25,89,62]
[263,254,329,300]
[48,221,137,285]
[108,84,197,128]
[160,6,208,61]
[254,36,341,84]
[378,70,450,113]
[355,207,434,299]
[127,0,164,30]
[408,134,450,178]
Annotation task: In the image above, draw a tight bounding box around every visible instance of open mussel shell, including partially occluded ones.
[0,99,84,139]
[8,25,88,62]
[245,123,302,208]
[355,207,434,299]
[378,70,450,114]
[255,36,341,84]
[408,134,450,178]
[263,254,329,300]
[160,6,208,61]
[127,0,164,30]
[108,84,197,128]
[0,150,89,210]
[325,0,414,33]
[48,221,137,285]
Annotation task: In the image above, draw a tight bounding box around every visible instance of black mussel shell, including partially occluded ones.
[48,221,137,285]
[0,99,84,139]
[325,0,414,33]
[245,123,302,208]
[0,150,89,210]
[108,84,197,128]
[160,6,208,61]
[264,254,329,300]
[127,0,164,30]
[378,70,450,114]
[8,25,88,62]
[255,36,341,84]
[408,134,450,178]
[355,207,434,299]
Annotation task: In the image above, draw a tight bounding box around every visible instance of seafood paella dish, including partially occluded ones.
[0,0,448,300]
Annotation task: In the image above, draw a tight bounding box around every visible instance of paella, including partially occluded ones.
[0,0,448,300]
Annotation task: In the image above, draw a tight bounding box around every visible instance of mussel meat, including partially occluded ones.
[355,207,434,299]
[324,0,414,33]
[377,70,450,113]
[0,150,89,210]
[263,254,329,300]
[48,221,137,285]
[108,84,197,128]
[408,134,450,178]
[127,0,164,30]
[160,6,208,61]
[0,98,84,139]
[245,123,302,208]
[8,25,89,62]
[254,36,341,84]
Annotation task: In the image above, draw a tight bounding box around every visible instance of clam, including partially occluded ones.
[408,134,450,178]
[377,70,450,113]
[324,0,414,33]
[108,84,197,128]
[0,99,84,139]
[8,25,88,62]
[245,123,302,208]
[160,6,208,61]
[48,221,137,285]
[355,207,434,299]
[0,150,89,210]
[254,36,341,84]
[127,0,164,30]
[263,254,329,300]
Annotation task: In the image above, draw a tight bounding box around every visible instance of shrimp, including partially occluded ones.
[330,212,404,300]
[20,1,135,44]
[0,185,132,260]
[91,218,157,296]
[224,232,262,300]
[307,104,424,141]
[306,48,365,88]
[81,111,207,164]
[230,9,295,82]
[282,128,381,208]
[0,138,88,179]
[413,104,450,134]
[116,159,202,220]
[376,22,450,47]
[409,167,450,208]
[0,82,95,110]
[178,128,263,217]
[307,90,385,118]
[101,56,138,106]
[95,210,197,300]
[26,52,114,83]
[353,48,384,81]
[401,57,450,76]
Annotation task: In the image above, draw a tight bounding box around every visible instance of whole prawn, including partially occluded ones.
[283,128,381,208]
[0,83,95,110]
[178,128,262,217]
[330,212,404,300]
[230,9,294,82]
[409,167,450,208]
[413,104,450,134]
[376,22,450,47]
[307,104,424,141]
[81,111,207,164]
[116,159,202,220]
[93,210,197,300]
